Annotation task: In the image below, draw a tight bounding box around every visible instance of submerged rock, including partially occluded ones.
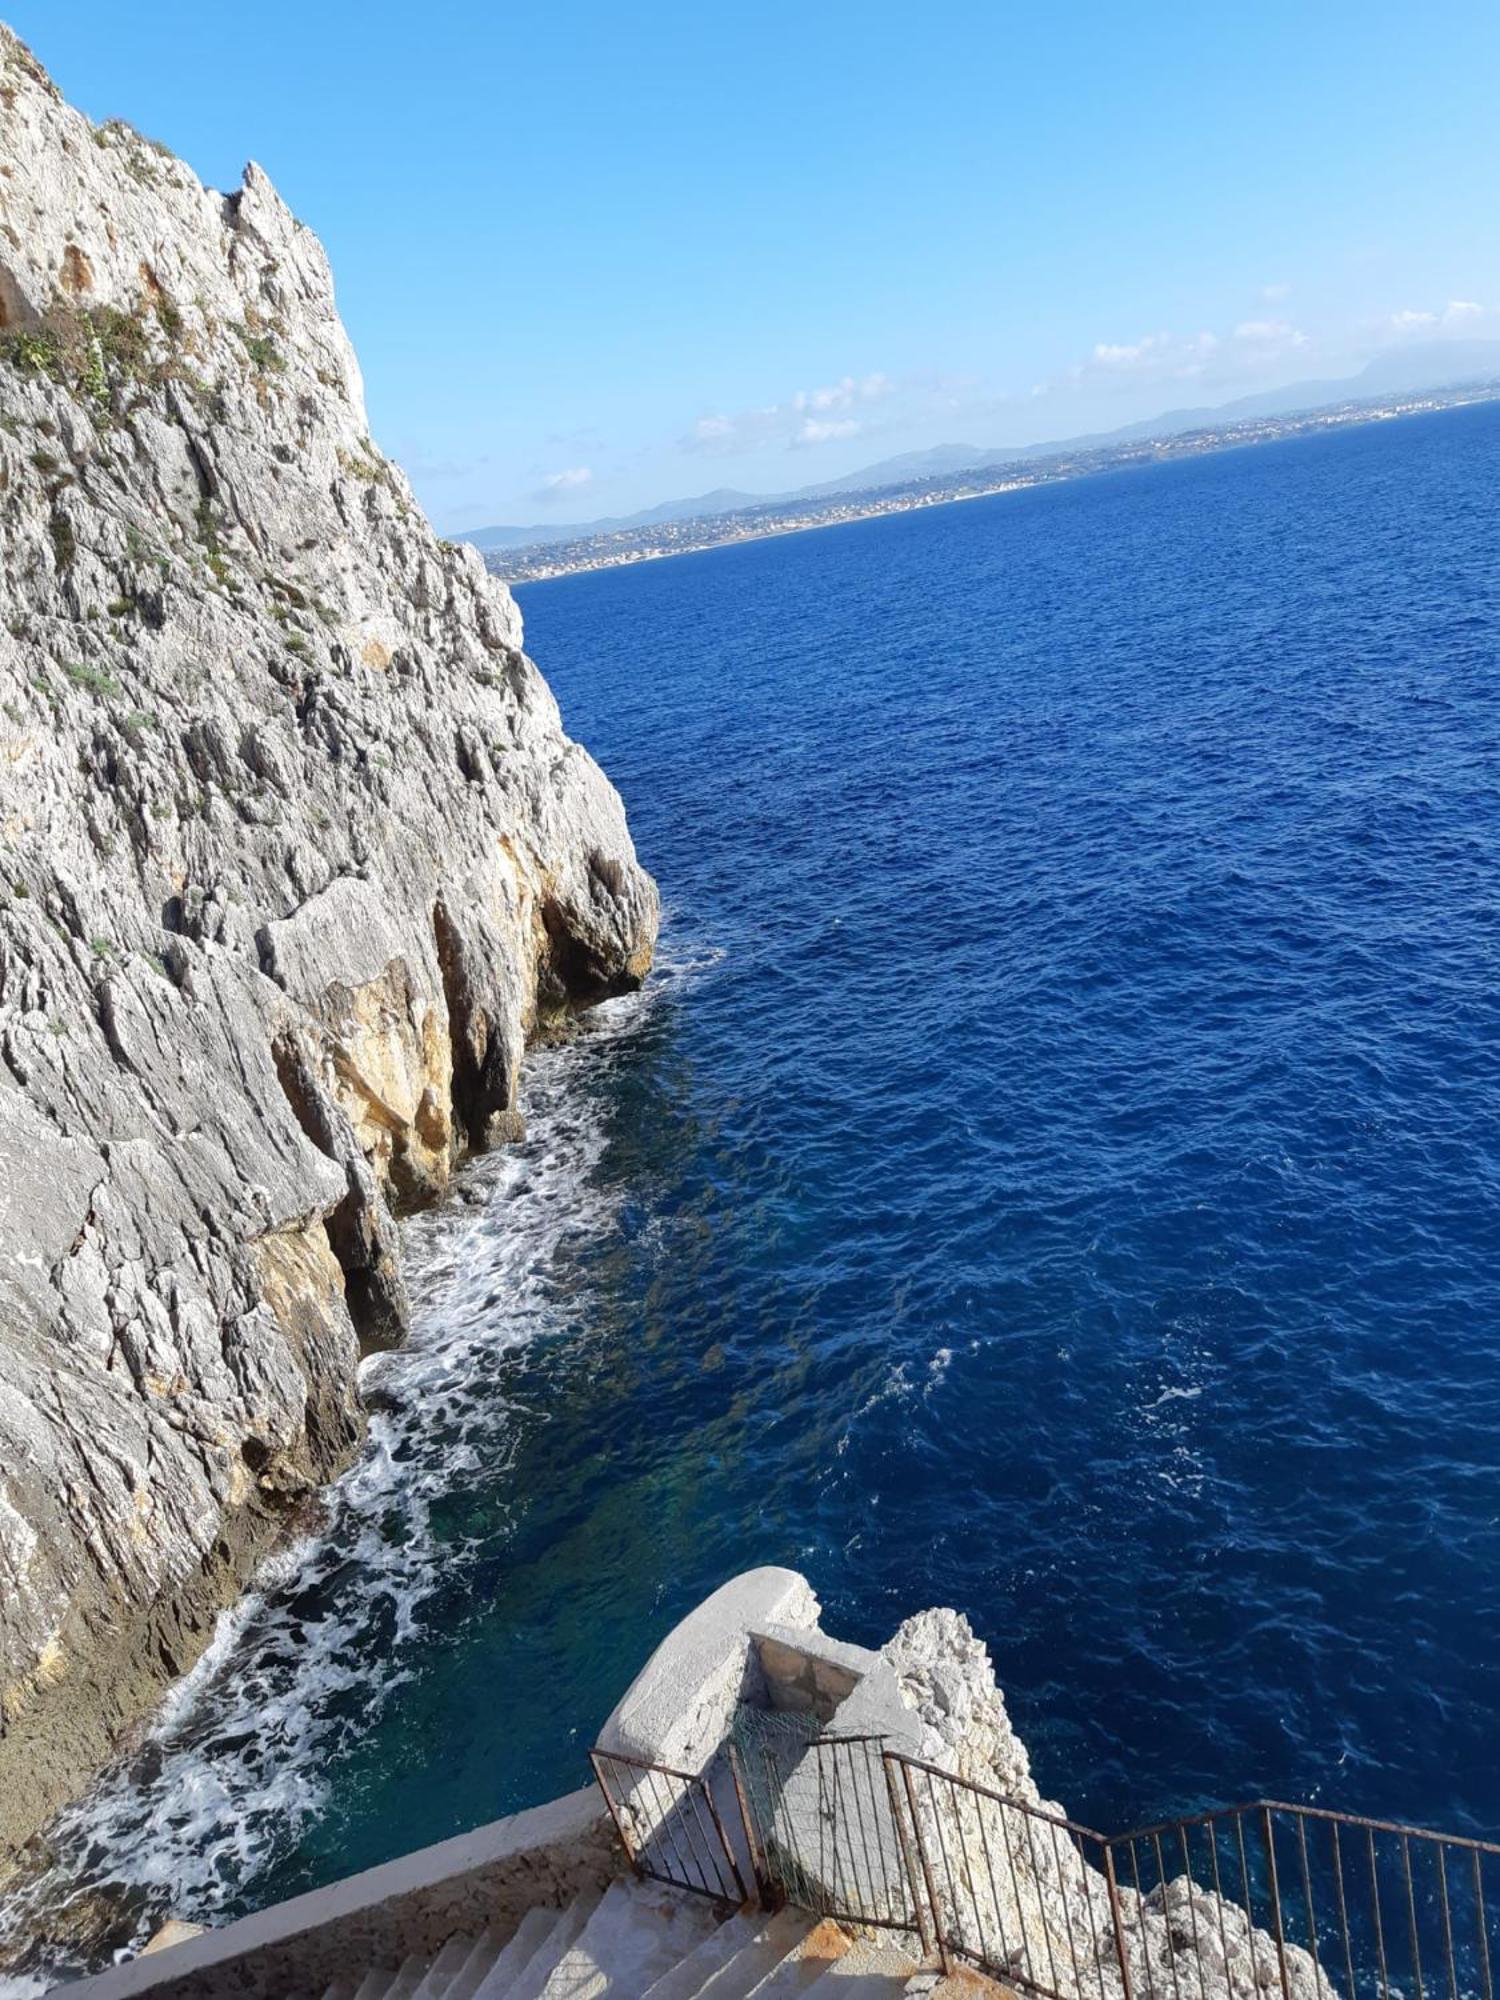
[0,25,657,1852]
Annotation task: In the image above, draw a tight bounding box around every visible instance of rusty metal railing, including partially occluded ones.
[729,1723,927,1939]
[1105,1800,1500,2000]
[589,1747,747,1904]
[591,1731,1500,2000]
[892,1753,1129,1995]
[887,1764,1500,2000]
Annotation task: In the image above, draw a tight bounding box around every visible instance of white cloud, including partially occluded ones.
[1260,281,1293,303]
[796,416,862,445]
[534,465,594,501]
[1233,319,1307,345]
[685,372,897,455]
[1057,316,1310,397]
[1388,299,1492,336]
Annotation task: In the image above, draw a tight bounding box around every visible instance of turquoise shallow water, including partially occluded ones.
[5,400,1500,1989]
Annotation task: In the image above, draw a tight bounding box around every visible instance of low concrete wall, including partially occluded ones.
[750,1632,864,1725]
[54,1786,623,2000]
[597,1568,823,1773]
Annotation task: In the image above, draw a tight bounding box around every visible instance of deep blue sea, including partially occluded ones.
[6,401,1500,1988]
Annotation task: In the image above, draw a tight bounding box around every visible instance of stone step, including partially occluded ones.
[742,1918,855,2000]
[639,1912,764,2000]
[537,1877,719,2000]
[387,1956,436,2000]
[692,1910,815,2000]
[801,1938,918,2000]
[479,1890,602,2000]
[410,1932,484,1999]
[456,1908,554,2000]
[350,1966,411,2000]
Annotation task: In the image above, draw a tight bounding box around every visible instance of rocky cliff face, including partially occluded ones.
[0,26,657,1852]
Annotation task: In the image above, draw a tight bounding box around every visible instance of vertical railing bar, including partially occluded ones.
[931,1776,971,1967]
[1262,1806,1294,2000]
[634,1766,666,1885]
[953,1779,992,1971]
[848,1752,868,1920]
[681,1776,722,1896]
[654,1768,703,1894]
[1330,1820,1357,2000]
[820,1744,840,1915]
[692,1776,728,1896]
[1175,1822,1207,2000]
[859,1741,899,1923]
[1403,1834,1427,2000]
[1238,1810,1275,1999]
[1129,1838,1160,2000]
[1082,1834,1111,2000]
[1049,1818,1088,2000]
[883,1754,934,1952]
[727,1743,769,1905]
[1295,1812,1325,1997]
[1153,1833,1185,2000]
[976,1793,1017,1982]
[1473,1849,1494,2000]
[1437,1842,1460,2000]
[683,1773,722,1897]
[848,1744,882,1920]
[848,1744,868,1912]
[591,1754,643,1877]
[1206,1821,1234,1996]
[1103,1841,1136,2000]
[1001,1794,1044,1996]
[673,1770,715,1896]
[699,1768,750,1903]
[1368,1828,1392,2000]
[824,1752,836,1920]
[904,1763,954,1977]
[1023,1806,1065,1998]
[835,1746,856,1915]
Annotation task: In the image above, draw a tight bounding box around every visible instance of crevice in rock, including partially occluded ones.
[433,896,519,1155]
[269,1030,409,1354]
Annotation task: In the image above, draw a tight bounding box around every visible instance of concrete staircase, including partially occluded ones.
[314,1880,926,2000]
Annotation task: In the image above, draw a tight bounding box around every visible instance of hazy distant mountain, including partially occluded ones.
[459,342,1500,553]
[464,487,760,551]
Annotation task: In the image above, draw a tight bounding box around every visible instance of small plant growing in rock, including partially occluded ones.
[1,329,65,381]
[235,322,285,375]
[62,660,120,697]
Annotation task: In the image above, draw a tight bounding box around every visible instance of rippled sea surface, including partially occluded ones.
[5,402,1500,1988]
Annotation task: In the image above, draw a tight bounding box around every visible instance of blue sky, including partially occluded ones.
[12,1,1500,529]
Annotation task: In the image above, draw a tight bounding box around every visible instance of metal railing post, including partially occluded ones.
[727,1740,771,1907]
[1103,1841,1136,2000]
[1261,1805,1294,2000]
[883,1749,935,1956]
[899,1756,953,1975]
[589,1750,644,1877]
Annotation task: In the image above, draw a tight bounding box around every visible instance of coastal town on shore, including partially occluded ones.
[484,376,1500,584]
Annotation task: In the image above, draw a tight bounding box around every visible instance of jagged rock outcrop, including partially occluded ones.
[884,1611,1332,2000]
[0,26,657,1852]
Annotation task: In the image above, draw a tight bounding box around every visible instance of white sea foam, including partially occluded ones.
[0,939,706,1984]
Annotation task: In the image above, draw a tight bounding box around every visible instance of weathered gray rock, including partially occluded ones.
[0,24,657,1853]
[882,1610,1334,2000]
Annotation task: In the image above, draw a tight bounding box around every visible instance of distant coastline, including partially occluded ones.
[491,378,1500,584]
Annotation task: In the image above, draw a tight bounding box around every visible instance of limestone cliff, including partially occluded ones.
[0,27,657,1851]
